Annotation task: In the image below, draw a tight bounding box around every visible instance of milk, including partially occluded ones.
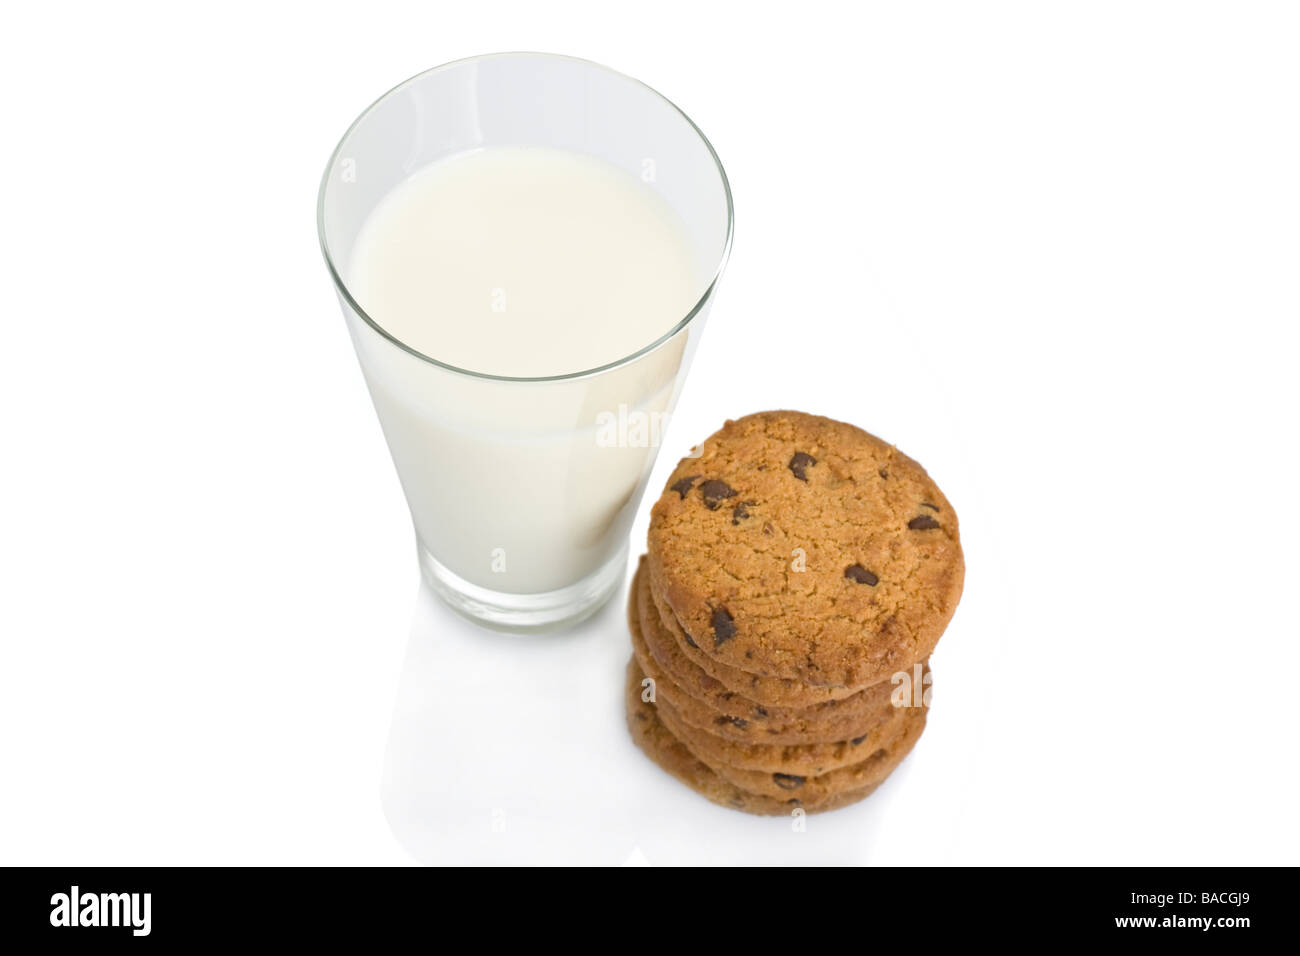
[349,147,700,377]
[343,147,703,595]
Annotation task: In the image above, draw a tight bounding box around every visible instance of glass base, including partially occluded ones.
[417,541,628,633]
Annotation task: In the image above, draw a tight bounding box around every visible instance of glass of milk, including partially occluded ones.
[317,53,732,631]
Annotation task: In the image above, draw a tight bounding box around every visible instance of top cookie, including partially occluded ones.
[647,411,963,690]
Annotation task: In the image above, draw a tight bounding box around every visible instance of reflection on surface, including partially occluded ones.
[380,580,903,865]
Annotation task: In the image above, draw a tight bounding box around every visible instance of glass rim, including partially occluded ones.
[316,51,735,384]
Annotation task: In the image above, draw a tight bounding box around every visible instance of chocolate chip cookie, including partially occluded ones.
[624,659,904,816]
[699,707,926,803]
[653,685,916,776]
[631,559,915,745]
[647,411,964,689]
[645,561,862,707]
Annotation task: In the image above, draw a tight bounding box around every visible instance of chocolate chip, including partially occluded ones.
[669,475,699,499]
[698,479,736,510]
[710,605,736,647]
[754,706,769,718]
[908,515,941,530]
[844,564,879,586]
[773,773,805,790]
[788,452,816,481]
[670,611,699,649]
[851,734,868,745]
[715,715,748,730]
[920,502,940,512]
[731,501,753,525]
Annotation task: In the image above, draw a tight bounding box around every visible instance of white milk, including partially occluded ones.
[345,147,702,595]
[349,147,699,377]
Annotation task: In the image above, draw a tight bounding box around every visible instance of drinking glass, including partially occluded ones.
[317,53,732,631]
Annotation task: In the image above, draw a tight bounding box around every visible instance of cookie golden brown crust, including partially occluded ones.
[631,559,916,745]
[647,560,863,707]
[687,706,925,803]
[654,684,915,776]
[624,659,905,816]
[647,411,964,689]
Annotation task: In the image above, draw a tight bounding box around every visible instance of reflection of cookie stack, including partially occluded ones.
[625,411,965,815]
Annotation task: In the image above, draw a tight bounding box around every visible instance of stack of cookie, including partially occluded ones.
[625,411,964,815]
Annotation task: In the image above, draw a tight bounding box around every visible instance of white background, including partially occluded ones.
[2,1,1297,865]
